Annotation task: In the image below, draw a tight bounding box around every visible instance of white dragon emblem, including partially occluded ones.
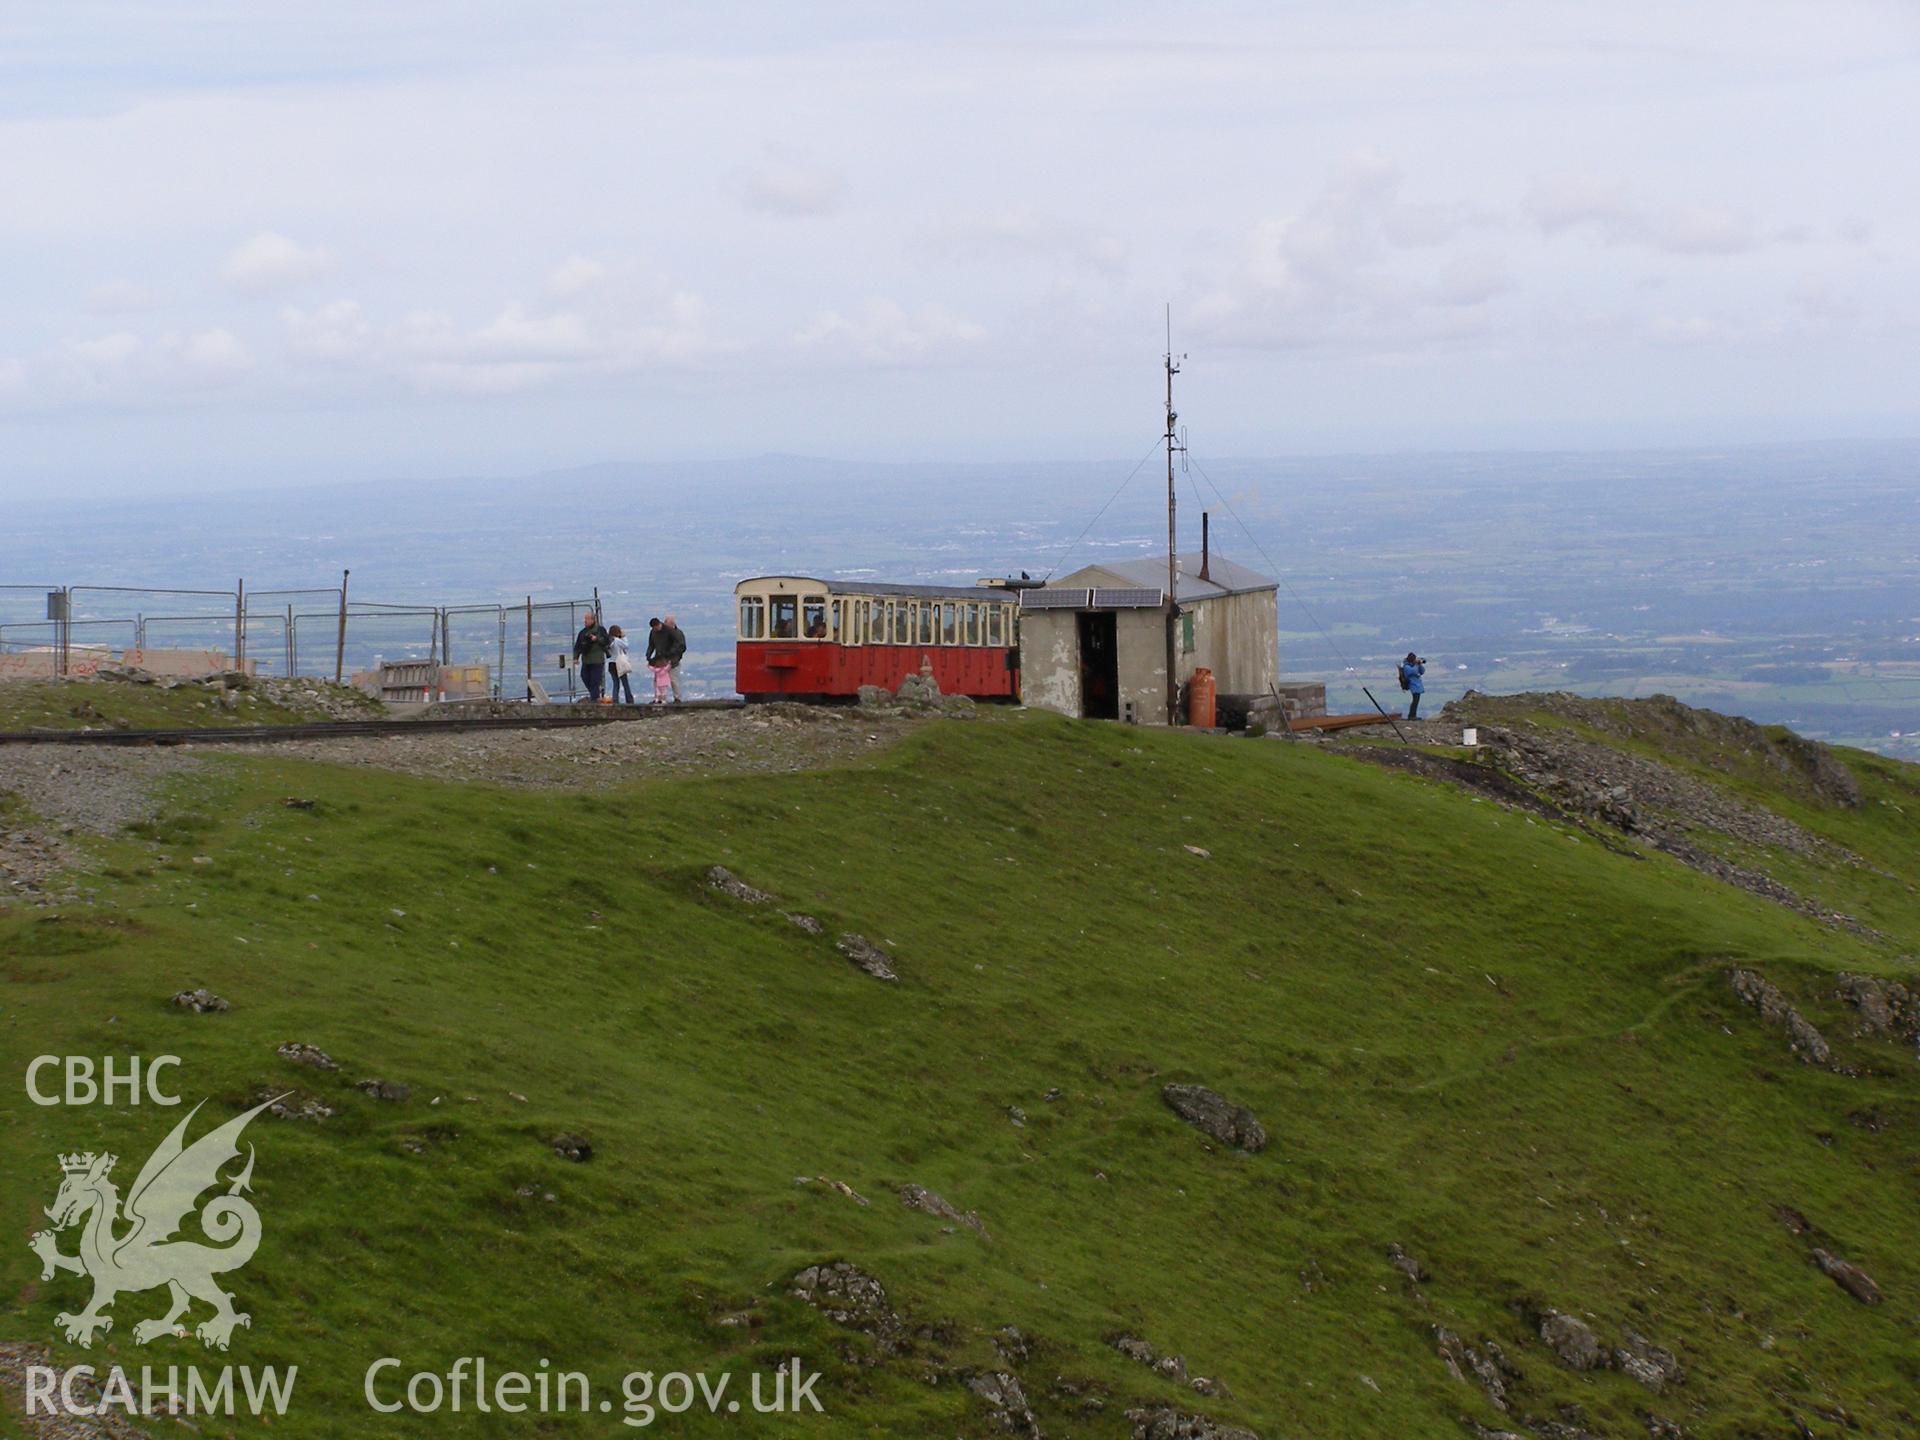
[28,1096,281,1350]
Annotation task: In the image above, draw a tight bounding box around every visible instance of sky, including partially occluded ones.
[0,0,1916,495]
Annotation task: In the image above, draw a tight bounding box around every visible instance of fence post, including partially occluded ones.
[334,569,350,684]
[285,604,295,678]
[525,597,533,702]
[234,579,245,671]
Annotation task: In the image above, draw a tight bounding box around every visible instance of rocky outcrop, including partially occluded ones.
[836,933,898,981]
[1434,1326,1515,1411]
[965,1370,1040,1437]
[1124,1405,1260,1440]
[1161,1084,1267,1152]
[790,1261,907,1354]
[356,1078,411,1102]
[171,987,229,1013]
[1387,1242,1428,1283]
[707,865,773,904]
[550,1133,593,1162]
[1811,1248,1881,1305]
[1728,969,1835,1068]
[1611,1330,1682,1392]
[1834,972,1920,1048]
[899,1183,989,1238]
[1536,1310,1605,1372]
[277,1041,338,1071]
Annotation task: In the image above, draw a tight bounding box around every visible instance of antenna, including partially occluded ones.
[1164,304,1186,725]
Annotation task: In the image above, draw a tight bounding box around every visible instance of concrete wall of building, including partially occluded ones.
[1018,610,1081,718]
[1178,589,1278,697]
[1018,607,1171,723]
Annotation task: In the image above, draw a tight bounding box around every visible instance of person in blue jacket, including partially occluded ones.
[1399,651,1427,719]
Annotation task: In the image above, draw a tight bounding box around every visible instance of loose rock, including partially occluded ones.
[277,1041,339,1071]
[1728,969,1835,1068]
[171,987,230,1014]
[1161,1083,1267,1152]
[899,1182,989,1238]
[1811,1247,1881,1305]
[550,1133,594,1163]
[707,865,773,904]
[836,933,898,981]
[1537,1310,1605,1371]
[965,1370,1040,1437]
[357,1078,412,1103]
[1124,1405,1260,1440]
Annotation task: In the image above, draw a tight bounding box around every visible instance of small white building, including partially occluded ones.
[1017,550,1280,723]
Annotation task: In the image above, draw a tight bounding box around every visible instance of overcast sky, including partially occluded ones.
[1,1,1915,494]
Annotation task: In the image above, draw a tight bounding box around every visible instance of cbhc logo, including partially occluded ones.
[25,1055,183,1106]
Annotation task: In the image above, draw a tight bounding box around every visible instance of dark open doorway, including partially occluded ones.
[1077,611,1119,720]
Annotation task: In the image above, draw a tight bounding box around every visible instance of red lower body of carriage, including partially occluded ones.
[737,641,1019,701]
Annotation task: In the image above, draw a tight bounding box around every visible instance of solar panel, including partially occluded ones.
[1019,589,1092,610]
[1090,587,1165,609]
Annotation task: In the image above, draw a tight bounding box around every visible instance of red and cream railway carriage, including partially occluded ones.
[734,575,1021,701]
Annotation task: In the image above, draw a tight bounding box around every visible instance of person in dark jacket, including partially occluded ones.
[660,613,687,702]
[1399,651,1427,720]
[573,612,611,703]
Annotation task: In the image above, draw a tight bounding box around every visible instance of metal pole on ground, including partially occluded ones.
[1360,686,1413,746]
[334,570,350,684]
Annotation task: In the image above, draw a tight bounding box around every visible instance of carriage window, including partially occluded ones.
[770,596,798,638]
[964,602,981,645]
[892,602,909,644]
[831,599,844,642]
[941,603,958,644]
[802,597,827,639]
[917,602,934,645]
[739,596,766,639]
[986,606,1004,646]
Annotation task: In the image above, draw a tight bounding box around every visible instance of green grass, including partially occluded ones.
[2,713,1915,1437]
[0,678,376,733]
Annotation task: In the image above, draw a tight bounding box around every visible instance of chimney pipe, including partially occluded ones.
[1200,511,1211,581]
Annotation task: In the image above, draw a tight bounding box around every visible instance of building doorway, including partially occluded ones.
[1077,611,1119,719]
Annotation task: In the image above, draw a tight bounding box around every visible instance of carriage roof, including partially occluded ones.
[734,575,1004,602]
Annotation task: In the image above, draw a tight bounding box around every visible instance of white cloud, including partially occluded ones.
[222,231,334,295]
[68,331,142,367]
[924,212,1128,275]
[1527,176,1759,255]
[543,255,608,301]
[794,299,985,364]
[284,300,372,361]
[741,146,846,217]
[178,327,250,373]
[86,280,160,313]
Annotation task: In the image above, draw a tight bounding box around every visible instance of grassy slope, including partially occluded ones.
[2,713,1915,1438]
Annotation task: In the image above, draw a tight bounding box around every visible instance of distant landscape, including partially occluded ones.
[3,438,1915,756]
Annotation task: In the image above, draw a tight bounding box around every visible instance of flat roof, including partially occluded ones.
[1056,552,1277,602]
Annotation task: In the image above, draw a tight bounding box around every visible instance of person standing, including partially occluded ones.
[1398,651,1427,720]
[644,617,671,705]
[661,612,687,702]
[607,625,636,704]
[574,611,611,703]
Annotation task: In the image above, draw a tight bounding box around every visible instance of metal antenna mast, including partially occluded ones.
[1164,305,1185,725]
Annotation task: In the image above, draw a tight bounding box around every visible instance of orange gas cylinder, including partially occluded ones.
[1188,667,1216,728]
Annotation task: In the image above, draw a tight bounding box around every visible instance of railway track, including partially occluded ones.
[0,699,746,748]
